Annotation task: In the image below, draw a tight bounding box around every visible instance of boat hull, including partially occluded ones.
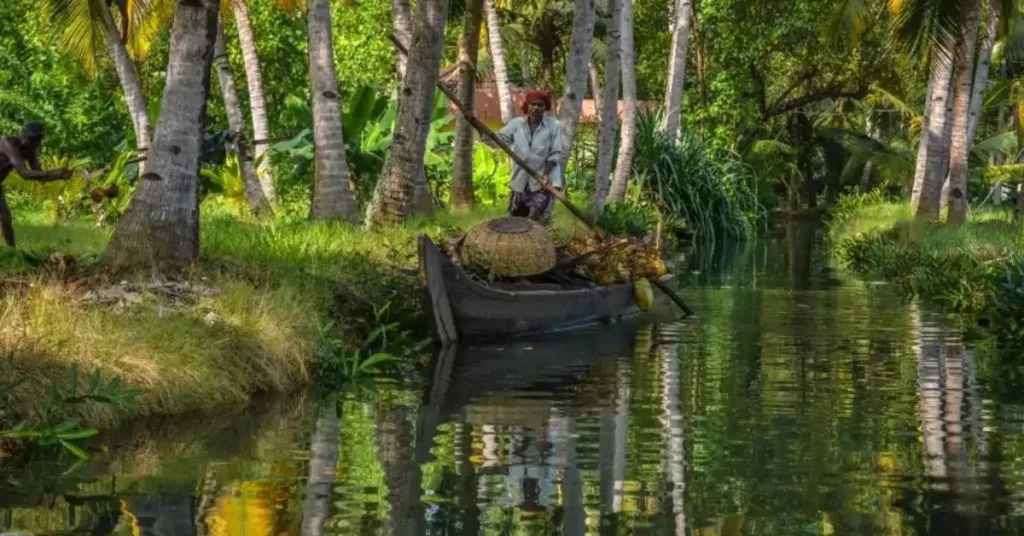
[418,234,675,344]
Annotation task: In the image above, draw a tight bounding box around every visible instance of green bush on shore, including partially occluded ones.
[827,194,1024,367]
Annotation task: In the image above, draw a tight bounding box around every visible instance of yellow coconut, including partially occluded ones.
[633,278,654,311]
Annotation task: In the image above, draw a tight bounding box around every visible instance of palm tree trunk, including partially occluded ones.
[365,0,450,227]
[662,0,692,140]
[98,6,150,168]
[591,0,621,215]
[451,0,484,211]
[307,0,359,221]
[608,0,636,204]
[944,0,983,225]
[231,0,276,204]
[103,0,218,271]
[966,2,998,147]
[589,59,602,120]
[300,398,340,536]
[392,0,413,84]
[557,0,597,168]
[213,20,272,217]
[522,47,534,86]
[917,50,957,221]
[860,113,876,193]
[485,0,515,123]
[911,65,937,207]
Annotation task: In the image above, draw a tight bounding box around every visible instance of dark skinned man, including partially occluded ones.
[0,123,74,247]
[487,90,565,223]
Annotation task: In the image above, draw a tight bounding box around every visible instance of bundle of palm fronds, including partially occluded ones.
[562,234,669,287]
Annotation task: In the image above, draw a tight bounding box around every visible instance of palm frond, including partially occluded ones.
[124,0,174,60]
[889,0,965,60]
[831,0,873,43]
[44,0,107,75]
[865,84,921,118]
[970,130,1018,165]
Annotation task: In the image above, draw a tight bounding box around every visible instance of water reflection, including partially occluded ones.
[4,225,1024,535]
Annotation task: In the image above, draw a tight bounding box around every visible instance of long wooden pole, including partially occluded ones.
[389,34,694,316]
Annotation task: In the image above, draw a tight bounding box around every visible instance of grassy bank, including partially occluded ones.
[827,194,1024,378]
[0,202,598,452]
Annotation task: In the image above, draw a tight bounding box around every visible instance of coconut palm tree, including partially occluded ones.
[608,0,636,204]
[888,0,975,219]
[451,0,485,211]
[662,0,692,140]
[103,0,219,271]
[392,0,413,84]
[935,0,982,223]
[592,0,621,215]
[307,0,359,221]
[365,0,451,227]
[42,0,166,164]
[948,0,997,223]
[228,0,277,204]
[557,0,597,168]
[589,58,603,119]
[485,0,516,123]
[213,19,272,217]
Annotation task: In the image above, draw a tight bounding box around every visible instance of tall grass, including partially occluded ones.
[630,110,764,244]
[0,207,517,431]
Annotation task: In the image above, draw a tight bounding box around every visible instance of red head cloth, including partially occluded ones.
[520,90,553,115]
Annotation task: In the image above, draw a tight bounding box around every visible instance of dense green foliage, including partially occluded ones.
[629,110,764,242]
[2,0,943,222]
[829,194,1024,368]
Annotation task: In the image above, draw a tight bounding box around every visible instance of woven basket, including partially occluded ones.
[461,217,557,277]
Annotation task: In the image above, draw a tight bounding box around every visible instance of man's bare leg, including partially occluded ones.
[0,188,15,247]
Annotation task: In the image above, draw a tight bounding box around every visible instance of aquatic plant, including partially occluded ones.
[316,301,431,388]
[1,365,145,460]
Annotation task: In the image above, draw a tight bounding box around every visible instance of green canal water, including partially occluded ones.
[3,224,1024,535]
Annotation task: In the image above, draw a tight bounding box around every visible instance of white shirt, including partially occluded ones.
[495,115,565,193]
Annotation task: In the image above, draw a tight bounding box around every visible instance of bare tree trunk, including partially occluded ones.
[392,0,413,84]
[945,0,983,225]
[608,0,636,204]
[231,0,276,204]
[99,6,150,169]
[451,0,484,211]
[300,399,339,536]
[918,50,957,221]
[213,20,272,217]
[522,47,534,86]
[966,2,998,148]
[589,59,602,120]
[307,0,359,221]
[860,112,876,193]
[558,0,597,168]
[911,66,937,207]
[591,0,621,215]
[365,0,450,227]
[103,0,218,271]
[485,0,515,123]
[662,0,692,140]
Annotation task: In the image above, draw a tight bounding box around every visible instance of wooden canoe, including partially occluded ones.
[417,234,676,345]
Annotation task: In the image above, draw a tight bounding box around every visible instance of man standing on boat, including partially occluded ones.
[488,90,565,223]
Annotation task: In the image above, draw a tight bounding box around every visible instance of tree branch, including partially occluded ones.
[766,83,870,117]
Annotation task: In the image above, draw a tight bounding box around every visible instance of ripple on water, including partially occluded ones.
[5,246,1024,535]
